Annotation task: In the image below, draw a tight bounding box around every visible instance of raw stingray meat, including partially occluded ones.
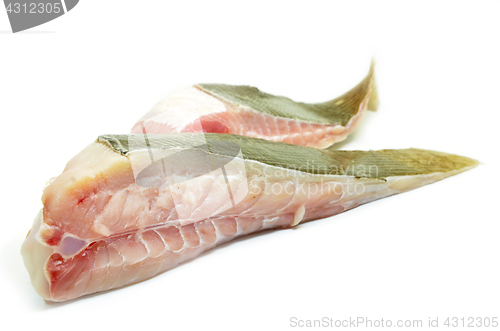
[131,63,378,148]
[22,133,477,301]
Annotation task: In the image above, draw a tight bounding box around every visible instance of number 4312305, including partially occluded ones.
[444,317,498,328]
[6,2,62,14]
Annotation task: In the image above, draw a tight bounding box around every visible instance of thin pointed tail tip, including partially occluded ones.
[420,148,479,172]
[385,150,479,193]
[387,148,479,175]
[447,153,479,173]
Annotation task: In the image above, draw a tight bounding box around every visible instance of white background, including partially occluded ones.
[1,1,499,330]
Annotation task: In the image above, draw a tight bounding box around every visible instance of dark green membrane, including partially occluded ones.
[196,61,377,126]
[97,133,478,180]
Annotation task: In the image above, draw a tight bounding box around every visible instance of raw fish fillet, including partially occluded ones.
[22,133,477,301]
[131,63,378,148]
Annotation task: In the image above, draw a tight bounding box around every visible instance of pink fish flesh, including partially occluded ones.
[21,134,477,301]
[131,63,378,148]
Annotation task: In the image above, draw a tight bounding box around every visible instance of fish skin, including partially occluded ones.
[21,134,477,302]
[131,62,377,148]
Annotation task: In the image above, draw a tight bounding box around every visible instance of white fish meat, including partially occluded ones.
[21,134,477,301]
[131,62,378,148]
